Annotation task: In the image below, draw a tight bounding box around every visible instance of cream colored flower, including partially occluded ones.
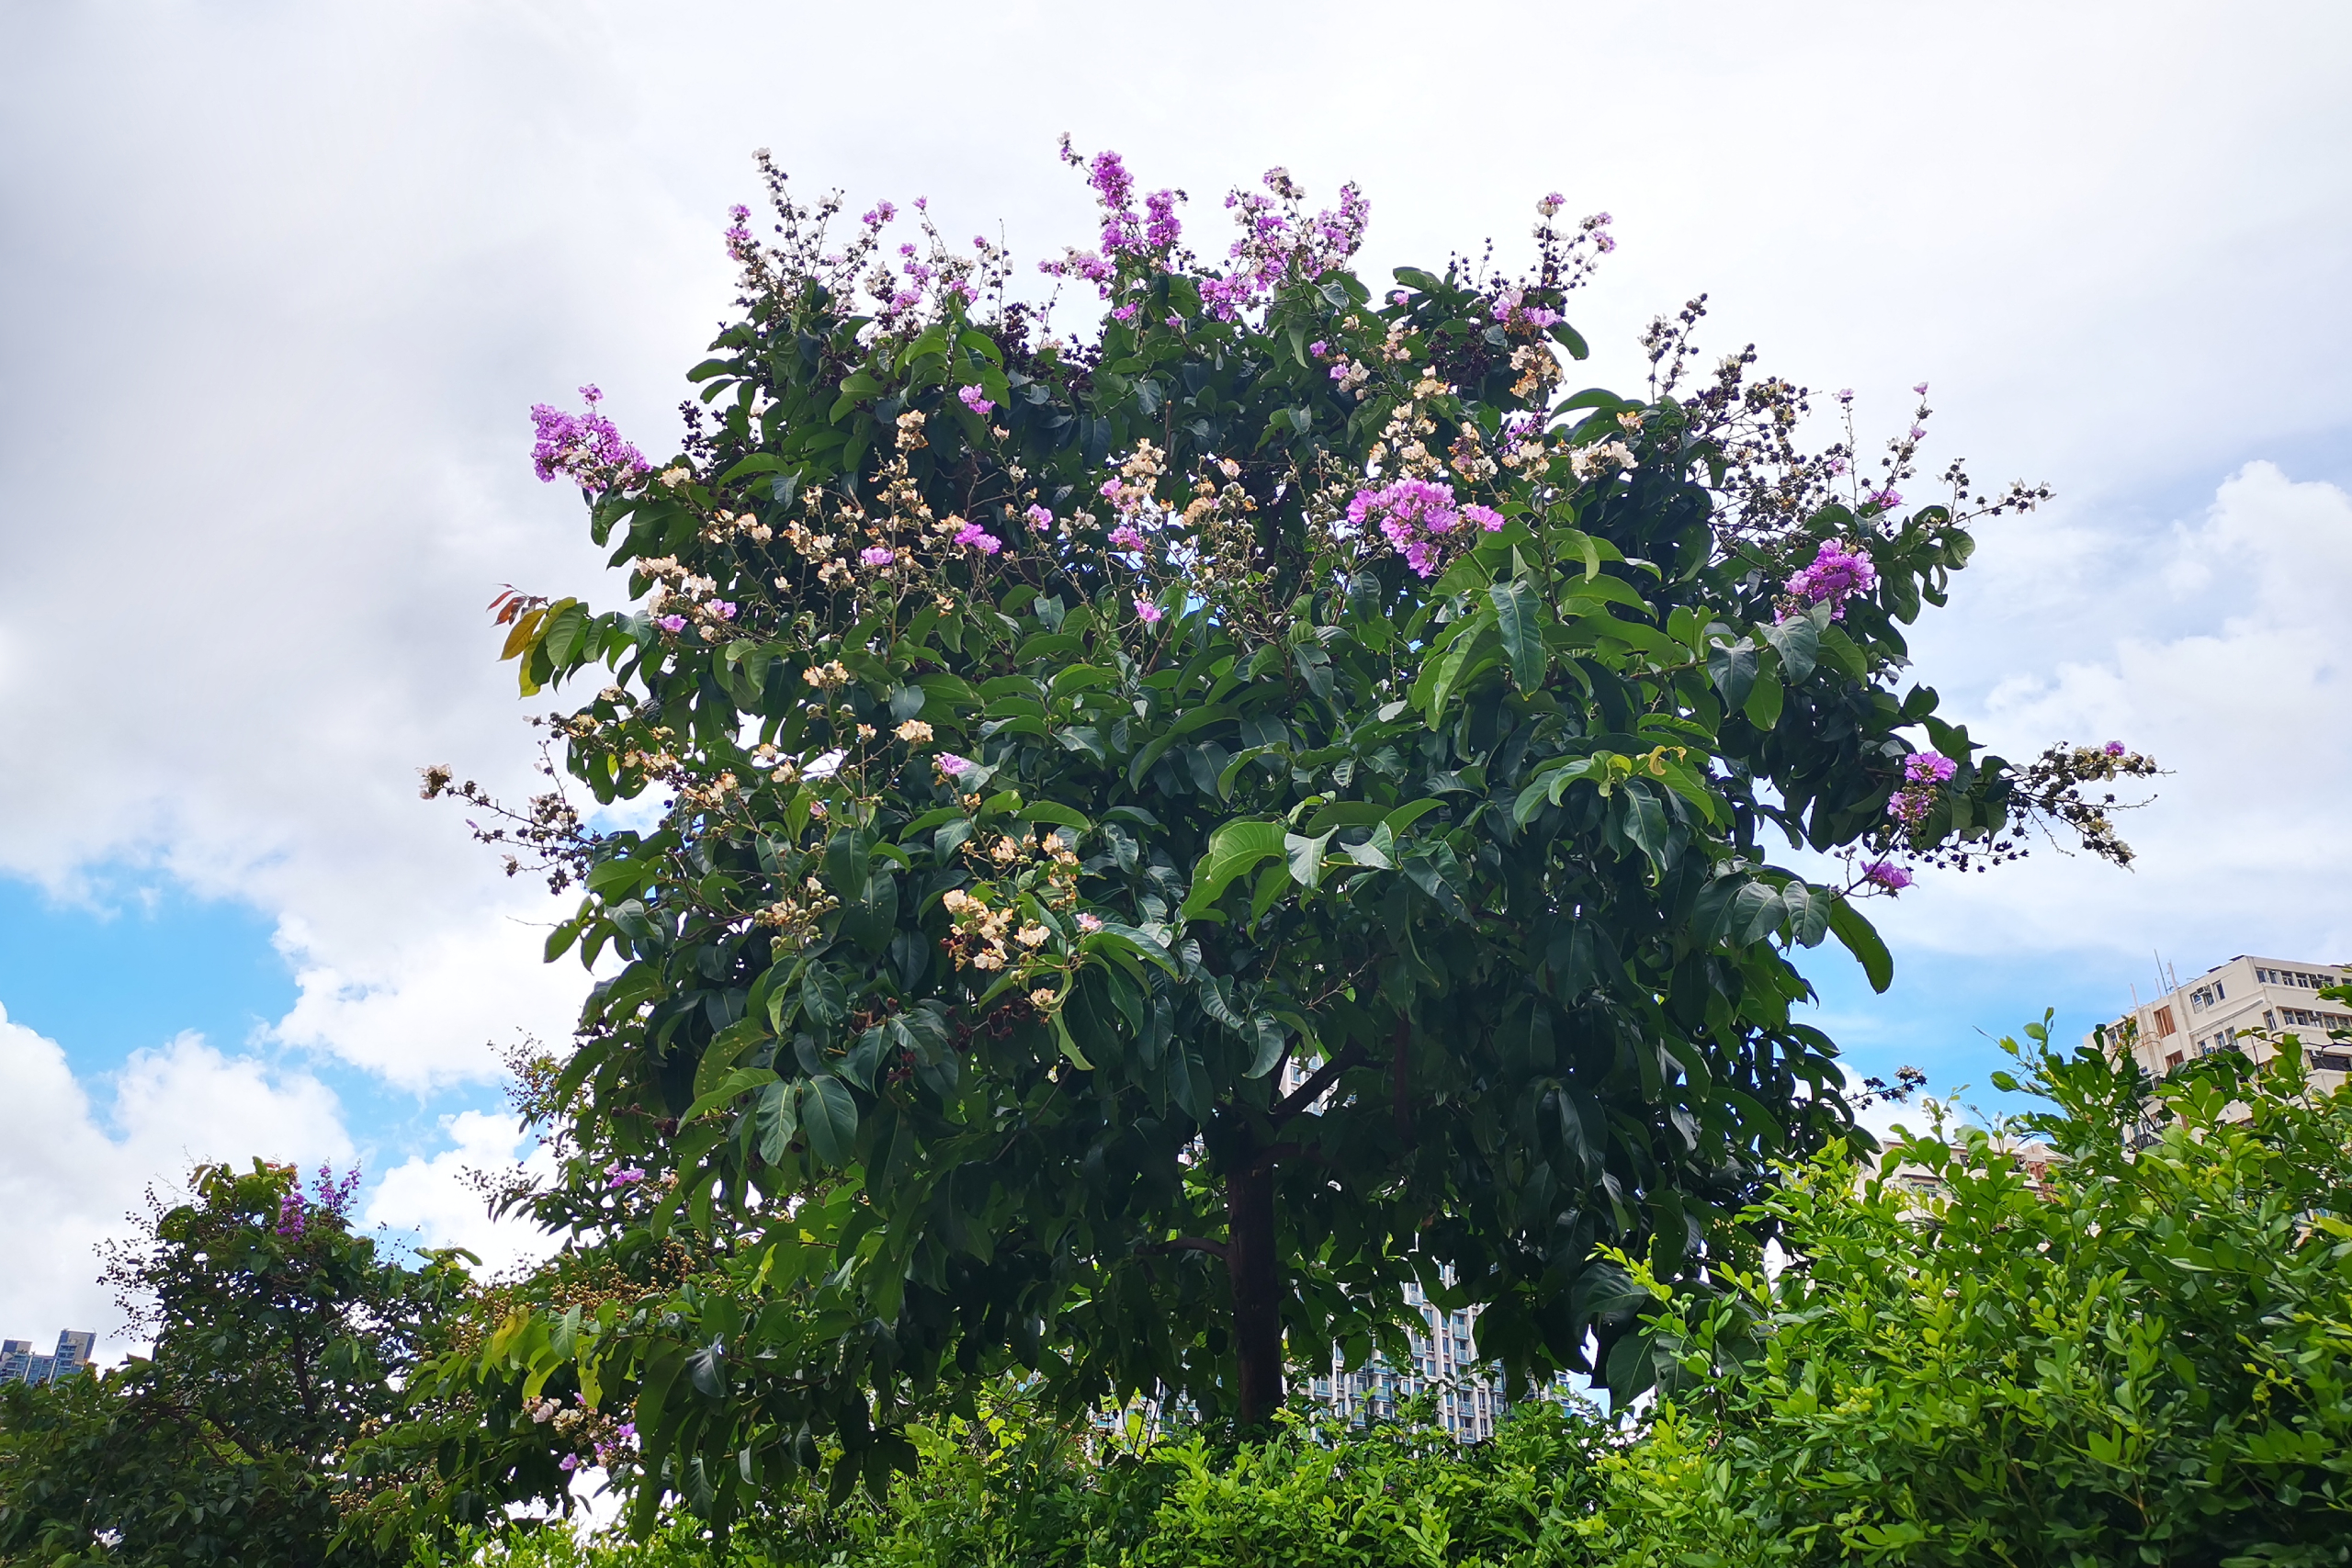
[895,719,934,744]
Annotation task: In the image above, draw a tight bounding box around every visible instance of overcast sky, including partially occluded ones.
[4,0,2348,1354]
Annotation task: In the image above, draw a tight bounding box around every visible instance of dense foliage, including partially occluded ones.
[460,1010,2352,1565]
[447,144,2154,1525]
[0,1162,473,1566]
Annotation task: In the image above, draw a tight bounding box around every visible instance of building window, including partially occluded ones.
[2165,1051,2184,1068]
[2214,980,2226,1000]
[2154,1006,2177,1035]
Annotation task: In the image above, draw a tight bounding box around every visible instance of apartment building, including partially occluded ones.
[1300,1278,1512,1440]
[0,1329,96,1388]
[2109,954,2352,1083]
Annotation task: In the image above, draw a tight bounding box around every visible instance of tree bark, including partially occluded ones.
[1225,1155,1282,1429]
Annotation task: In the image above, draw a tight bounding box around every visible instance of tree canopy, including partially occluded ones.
[448,144,2153,1523]
[0,1162,472,1566]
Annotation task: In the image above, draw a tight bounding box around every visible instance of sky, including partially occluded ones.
[2,0,2348,1356]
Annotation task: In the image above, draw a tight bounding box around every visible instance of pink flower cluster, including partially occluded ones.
[605,1161,647,1190]
[957,385,994,417]
[1860,858,1913,893]
[1083,150,1183,264]
[1348,479,1504,578]
[1199,167,1370,321]
[530,386,649,492]
[954,520,1001,555]
[1888,750,1958,829]
[1491,286,1563,333]
[275,1163,362,1239]
[1783,542,1878,620]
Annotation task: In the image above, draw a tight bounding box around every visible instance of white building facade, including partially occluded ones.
[2108,954,2351,1083]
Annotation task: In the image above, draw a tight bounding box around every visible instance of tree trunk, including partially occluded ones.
[1225,1156,1283,1429]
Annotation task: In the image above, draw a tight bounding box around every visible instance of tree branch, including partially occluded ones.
[1392,1017,1415,1146]
[1141,1236,1230,1263]
[1272,1043,1367,1125]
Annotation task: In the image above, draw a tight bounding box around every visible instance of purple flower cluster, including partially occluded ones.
[1085,150,1182,263]
[1037,245,1114,292]
[1134,596,1164,625]
[656,614,686,635]
[957,384,994,417]
[1868,487,1905,513]
[1783,542,1878,620]
[605,1161,647,1190]
[592,1420,638,1470]
[1860,859,1914,893]
[1491,286,1563,333]
[1023,504,1053,532]
[937,752,976,777]
[724,204,754,264]
[954,520,1001,555]
[529,386,649,492]
[275,1163,362,1239]
[1198,168,1370,321]
[1889,750,1959,829]
[861,547,895,566]
[1904,752,1959,784]
[1348,479,1503,578]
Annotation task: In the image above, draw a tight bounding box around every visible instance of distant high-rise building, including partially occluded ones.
[2106,954,2352,1084]
[0,1329,96,1388]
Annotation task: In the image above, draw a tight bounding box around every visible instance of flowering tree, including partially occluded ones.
[451,144,2152,1518]
[0,1162,475,1566]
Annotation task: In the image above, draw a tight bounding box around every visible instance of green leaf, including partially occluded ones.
[1826,894,1894,993]
[1708,639,1759,711]
[1244,1015,1288,1078]
[755,1081,799,1165]
[1488,579,1546,690]
[802,964,848,1029]
[801,1077,859,1168]
[1744,667,1784,729]
[1180,819,1289,918]
[684,1068,774,1122]
[1284,829,1335,892]
[1382,799,1445,839]
[1763,615,1819,682]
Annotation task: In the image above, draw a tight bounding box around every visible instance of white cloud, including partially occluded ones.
[0,1007,353,1359]
[269,909,590,1091]
[1866,463,2352,970]
[365,1108,562,1278]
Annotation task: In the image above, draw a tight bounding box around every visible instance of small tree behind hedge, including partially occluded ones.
[0,1162,471,1567]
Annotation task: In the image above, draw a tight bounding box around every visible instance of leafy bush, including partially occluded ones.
[456,1014,2350,1565]
[1589,1016,2352,1564]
